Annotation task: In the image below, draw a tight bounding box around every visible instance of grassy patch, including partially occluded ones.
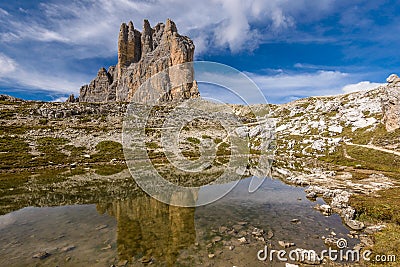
[36,137,70,165]
[319,145,400,173]
[350,188,400,265]
[369,224,400,266]
[186,137,200,145]
[146,142,159,149]
[94,164,126,176]
[91,141,124,162]
[0,136,33,169]
[216,142,231,156]
[350,187,400,224]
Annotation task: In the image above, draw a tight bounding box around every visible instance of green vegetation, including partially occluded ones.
[0,136,33,169]
[91,141,125,162]
[146,142,159,149]
[216,142,231,156]
[186,137,200,144]
[36,137,70,165]
[214,138,223,144]
[350,188,400,266]
[351,187,400,224]
[320,145,400,173]
[338,123,400,146]
[94,164,126,176]
[369,224,400,266]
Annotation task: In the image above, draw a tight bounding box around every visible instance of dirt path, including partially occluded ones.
[345,142,400,157]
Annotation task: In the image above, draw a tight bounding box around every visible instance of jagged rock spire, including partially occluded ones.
[79,19,199,103]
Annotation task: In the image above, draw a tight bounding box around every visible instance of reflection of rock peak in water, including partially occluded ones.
[97,192,196,266]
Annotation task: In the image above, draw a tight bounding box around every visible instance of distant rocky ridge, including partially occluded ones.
[74,19,200,103]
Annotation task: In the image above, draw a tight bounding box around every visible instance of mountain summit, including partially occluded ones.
[75,19,200,103]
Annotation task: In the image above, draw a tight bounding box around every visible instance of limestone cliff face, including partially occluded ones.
[79,19,199,103]
[382,74,400,132]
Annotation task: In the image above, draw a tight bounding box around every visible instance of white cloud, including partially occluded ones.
[0,53,17,76]
[0,53,82,93]
[0,0,339,56]
[0,8,9,16]
[342,81,383,94]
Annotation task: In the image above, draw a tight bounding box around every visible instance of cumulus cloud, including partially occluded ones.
[342,81,383,94]
[0,0,338,56]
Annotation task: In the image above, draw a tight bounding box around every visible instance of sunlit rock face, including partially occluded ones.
[78,19,199,103]
[382,74,400,132]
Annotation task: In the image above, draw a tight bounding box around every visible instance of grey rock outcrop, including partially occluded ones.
[382,74,400,131]
[79,19,199,103]
[66,94,78,103]
[0,95,21,102]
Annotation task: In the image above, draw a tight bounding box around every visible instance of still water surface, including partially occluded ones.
[0,173,356,266]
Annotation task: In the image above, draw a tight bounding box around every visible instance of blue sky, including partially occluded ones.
[0,0,399,103]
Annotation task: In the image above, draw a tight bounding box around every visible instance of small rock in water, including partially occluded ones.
[95,224,108,230]
[208,253,215,259]
[60,245,76,252]
[278,241,295,248]
[212,236,222,243]
[101,244,112,250]
[306,192,317,199]
[65,256,71,262]
[290,219,300,224]
[314,204,332,216]
[324,237,337,247]
[232,224,243,231]
[117,259,128,266]
[237,221,248,226]
[267,230,274,239]
[139,256,152,263]
[251,228,264,237]
[228,245,235,251]
[32,251,50,259]
[346,220,365,231]
[238,237,247,243]
[286,263,299,267]
[218,226,228,233]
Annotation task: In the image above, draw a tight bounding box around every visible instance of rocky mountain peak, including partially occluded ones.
[78,19,199,103]
[386,74,400,85]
